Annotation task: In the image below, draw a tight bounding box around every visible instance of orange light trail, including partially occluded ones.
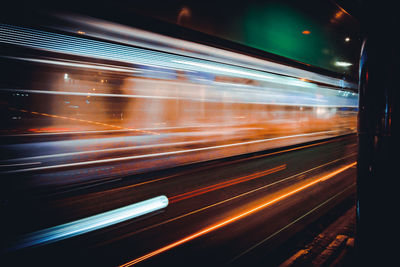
[10,107,159,135]
[169,164,286,204]
[98,139,336,195]
[119,162,356,266]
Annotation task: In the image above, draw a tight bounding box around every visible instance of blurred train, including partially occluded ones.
[0,10,358,192]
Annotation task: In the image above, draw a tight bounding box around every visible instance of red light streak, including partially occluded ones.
[120,162,356,266]
[169,164,286,204]
[101,139,335,195]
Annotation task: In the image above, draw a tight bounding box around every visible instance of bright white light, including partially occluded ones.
[345,37,350,42]
[0,23,358,90]
[334,61,352,67]
[173,59,274,81]
[9,195,169,250]
[64,73,69,80]
[316,107,327,116]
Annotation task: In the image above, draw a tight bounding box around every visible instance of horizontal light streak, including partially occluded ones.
[335,61,353,67]
[8,195,169,251]
[174,59,323,90]
[10,107,159,135]
[1,130,342,174]
[173,59,275,81]
[1,140,206,163]
[230,182,357,262]
[0,161,41,168]
[169,164,286,203]
[0,88,358,108]
[100,153,357,247]
[1,131,333,170]
[60,139,352,203]
[2,88,178,100]
[0,23,358,97]
[1,56,140,74]
[120,162,356,266]
[1,122,225,137]
[57,15,357,90]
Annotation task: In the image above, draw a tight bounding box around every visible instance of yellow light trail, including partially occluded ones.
[119,162,357,266]
[10,107,159,135]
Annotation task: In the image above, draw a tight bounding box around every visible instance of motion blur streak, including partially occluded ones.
[230,182,357,263]
[103,154,356,245]
[120,162,356,266]
[88,139,335,195]
[9,107,159,135]
[1,130,339,175]
[169,164,286,203]
[8,196,168,251]
[0,18,358,187]
[56,15,357,89]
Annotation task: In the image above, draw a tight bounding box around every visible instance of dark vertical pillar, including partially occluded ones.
[356,5,399,264]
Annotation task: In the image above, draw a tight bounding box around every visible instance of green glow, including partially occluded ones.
[240,3,342,73]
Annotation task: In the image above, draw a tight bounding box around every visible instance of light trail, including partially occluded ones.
[6,196,169,252]
[119,162,356,266]
[1,130,342,174]
[173,59,275,82]
[0,120,298,137]
[230,182,357,263]
[1,56,140,74]
[2,140,206,162]
[74,139,336,196]
[169,164,286,203]
[0,128,345,166]
[9,107,159,135]
[97,154,357,248]
[55,15,357,90]
[0,161,41,168]
[0,23,358,92]
[1,88,358,108]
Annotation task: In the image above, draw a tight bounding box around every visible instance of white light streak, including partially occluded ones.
[55,16,358,90]
[0,88,359,108]
[0,23,358,90]
[1,56,139,74]
[2,130,344,174]
[173,59,274,81]
[335,61,352,67]
[8,195,169,251]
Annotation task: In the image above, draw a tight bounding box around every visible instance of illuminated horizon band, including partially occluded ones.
[56,15,357,90]
[1,130,348,174]
[0,24,357,92]
[6,195,169,251]
[0,23,358,110]
[0,87,359,108]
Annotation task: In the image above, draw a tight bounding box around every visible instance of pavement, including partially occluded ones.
[279,205,356,266]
